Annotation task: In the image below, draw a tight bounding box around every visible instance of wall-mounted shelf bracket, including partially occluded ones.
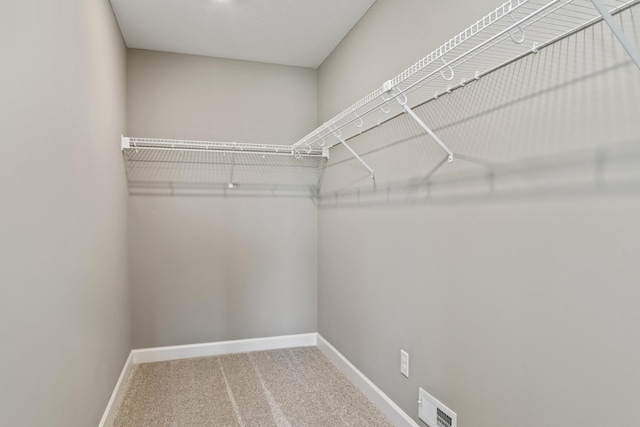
[403,104,454,163]
[121,135,139,153]
[228,153,235,189]
[387,84,454,163]
[331,126,374,179]
[590,0,640,69]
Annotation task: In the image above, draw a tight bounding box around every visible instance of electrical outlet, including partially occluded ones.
[400,350,409,377]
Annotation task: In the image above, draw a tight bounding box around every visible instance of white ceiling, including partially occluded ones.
[109,0,376,69]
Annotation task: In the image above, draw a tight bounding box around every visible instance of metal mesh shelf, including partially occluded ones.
[122,137,327,197]
[293,0,639,151]
[121,0,639,195]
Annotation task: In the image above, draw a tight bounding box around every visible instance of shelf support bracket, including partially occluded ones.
[395,92,454,163]
[332,129,374,179]
[228,153,235,189]
[590,0,640,70]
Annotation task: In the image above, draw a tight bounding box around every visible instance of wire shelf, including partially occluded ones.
[124,137,327,158]
[121,0,639,195]
[293,0,639,151]
[123,138,327,197]
[317,2,640,205]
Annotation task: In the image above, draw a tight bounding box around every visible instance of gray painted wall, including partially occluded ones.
[127,49,318,144]
[127,50,319,348]
[0,1,130,426]
[318,1,640,426]
[318,0,499,123]
[129,196,318,348]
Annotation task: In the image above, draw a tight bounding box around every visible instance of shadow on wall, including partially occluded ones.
[319,140,640,208]
[123,149,327,200]
[319,14,640,208]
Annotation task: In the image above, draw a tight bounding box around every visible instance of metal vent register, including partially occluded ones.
[437,408,454,427]
[419,388,457,427]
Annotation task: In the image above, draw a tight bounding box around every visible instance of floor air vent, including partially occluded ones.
[418,387,457,427]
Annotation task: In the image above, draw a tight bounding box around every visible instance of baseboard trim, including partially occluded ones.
[131,333,318,364]
[100,333,413,427]
[98,351,134,427]
[317,334,419,427]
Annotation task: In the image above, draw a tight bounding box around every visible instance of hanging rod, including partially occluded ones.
[292,0,639,152]
[122,136,329,158]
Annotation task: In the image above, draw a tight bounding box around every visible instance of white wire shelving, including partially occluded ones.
[122,137,328,158]
[122,137,328,197]
[121,0,639,192]
[292,0,640,162]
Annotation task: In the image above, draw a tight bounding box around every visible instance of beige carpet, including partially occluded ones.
[112,346,395,427]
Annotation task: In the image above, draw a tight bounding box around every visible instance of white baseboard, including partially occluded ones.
[317,334,419,427]
[131,333,318,364]
[100,333,413,427]
[98,351,134,427]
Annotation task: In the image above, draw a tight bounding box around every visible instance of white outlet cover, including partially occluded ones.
[400,350,409,377]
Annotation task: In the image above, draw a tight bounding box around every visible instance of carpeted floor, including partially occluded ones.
[111,346,395,426]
